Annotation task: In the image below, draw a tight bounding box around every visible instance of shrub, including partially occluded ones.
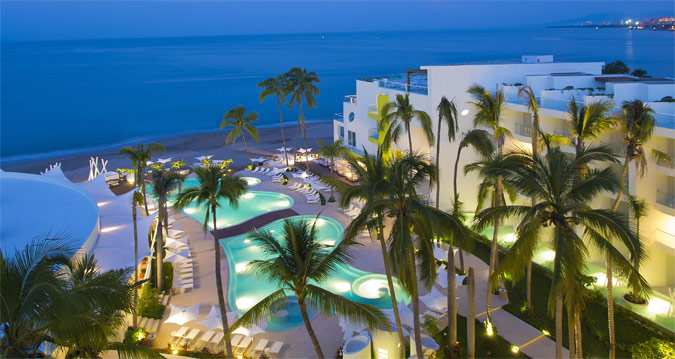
[138,284,165,319]
[162,262,173,291]
[631,338,675,359]
[603,60,630,74]
[631,68,648,78]
[661,96,674,103]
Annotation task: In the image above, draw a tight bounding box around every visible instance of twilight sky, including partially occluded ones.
[2,1,673,42]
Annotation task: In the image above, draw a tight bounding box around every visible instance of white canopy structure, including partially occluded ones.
[200,306,239,330]
[165,304,200,326]
[276,146,292,152]
[157,158,172,164]
[231,324,264,337]
[250,157,267,163]
[420,288,446,313]
[165,249,189,263]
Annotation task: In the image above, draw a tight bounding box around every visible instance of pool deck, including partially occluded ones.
[211,208,299,239]
[152,169,565,358]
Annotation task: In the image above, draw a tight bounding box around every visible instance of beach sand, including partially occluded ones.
[1,121,333,182]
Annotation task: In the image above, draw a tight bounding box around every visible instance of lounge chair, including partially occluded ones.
[209,331,224,348]
[266,341,285,356]
[235,336,253,352]
[180,328,200,346]
[171,326,189,339]
[252,338,269,353]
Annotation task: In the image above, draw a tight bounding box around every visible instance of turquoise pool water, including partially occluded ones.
[220,215,410,332]
[159,176,293,229]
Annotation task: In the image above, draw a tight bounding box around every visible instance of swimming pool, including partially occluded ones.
[220,215,410,332]
[163,177,293,229]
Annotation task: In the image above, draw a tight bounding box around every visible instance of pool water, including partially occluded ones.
[220,215,410,332]
[161,177,293,229]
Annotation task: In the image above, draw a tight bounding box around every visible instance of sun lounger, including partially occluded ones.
[209,331,224,345]
[235,336,253,351]
[161,294,170,305]
[171,326,189,338]
[252,338,268,353]
[266,341,284,355]
[182,328,200,345]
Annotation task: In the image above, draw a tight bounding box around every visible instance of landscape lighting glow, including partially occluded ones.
[354,278,389,299]
[236,296,257,310]
[241,192,255,200]
[647,297,671,315]
[331,281,352,293]
[235,262,249,273]
[461,109,470,116]
[502,233,517,244]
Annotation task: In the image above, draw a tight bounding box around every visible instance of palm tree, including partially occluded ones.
[435,96,459,209]
[474,147,648,359]
[380,93,434,153]
[567,99,616,156]
[120,143,165,215]
[337,148,406,346]
[379,153,465,357]
[467,84,508,313]
[259,74,292,166]
[149,169,183,290]
[131,190,144,328]
[0,240,71,357]
[606,100,654,358]
[220,106,259,152]
[452,129,494,272]
[316,139,346,202]
[467,267,476,359]
[231,217,388,359]
[286,67,320,148]
[174,167,247,358]
[627,196,647,303]
[519,85,543,313]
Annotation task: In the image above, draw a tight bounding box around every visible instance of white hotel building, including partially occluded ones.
[332,55,675,325]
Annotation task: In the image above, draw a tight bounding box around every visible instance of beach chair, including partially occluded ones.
[170,326,190,339]
[266,341,285,356]
[191,330,215,351]
[180,328,200,346]
[161,294,170,305]
[252,338,269,353]
[235,336,253,352]
[209,331,225,350]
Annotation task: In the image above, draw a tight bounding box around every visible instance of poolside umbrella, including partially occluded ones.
[157,157,172,164]
[276,146,292,152]
[250,157,267,163]
[232,324,264,337]
[201,306,239,330]
[164,304,200,326]
[164,249,189,263]
[297,148,307,153]
[195,155,213,161]
[433,246,447,261]
[146,160,154,166]
[165,237,188,250]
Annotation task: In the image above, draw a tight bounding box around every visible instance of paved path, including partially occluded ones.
[211,208,298,239]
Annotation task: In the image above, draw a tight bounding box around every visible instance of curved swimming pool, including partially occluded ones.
[221,215,410,332]
[163,177,293,229]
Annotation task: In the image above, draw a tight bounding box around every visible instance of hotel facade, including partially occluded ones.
[333,56,675,322]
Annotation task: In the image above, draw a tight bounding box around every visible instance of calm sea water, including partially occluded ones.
[2,28,673,159]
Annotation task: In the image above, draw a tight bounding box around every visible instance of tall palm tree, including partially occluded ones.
[380,93,434,153]
[317,139,346,202]
[606,100,654,358]
[627,196,647,303]
[220,106,259,152]
[286,67,320,148]
[338,148,406,346]
[131,190,144,328]
[518,85,543,313]
[259,74,292,166]
[467,267,476,359]
[452,129,494,272]
[474,147,648,359]
[435,96,459,209]
[120,143,165,215]
[0,240,71,357]
[149,169,183,290]
[467,84,508,313]
[377,153,465,357]
[567,99,616,156]
[174,167,247,358]
[231,218,388,359]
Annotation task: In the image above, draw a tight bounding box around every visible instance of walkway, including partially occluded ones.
[211,208,298,239]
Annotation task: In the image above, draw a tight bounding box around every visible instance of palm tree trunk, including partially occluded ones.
[435,120,442,209]
[299,100,307,149]
[526,261,533,314]
[407,123,414,154]
[375,217,405,347]
[155,216,164,289]
[212,206,234,358]
[299,297,324,359]
[467,267,476,359]
[447,246,457,357]
[408,249,424,359]
[242,134,248,153]
[567,300,576,359]
[574,305,583,359]
[132,197,139,328]
[606,158,629,359]
[555,293,564,359]
[278,102,290,167]
[141,170,150,215]
[487,175,504,313]
[452,148,466,274]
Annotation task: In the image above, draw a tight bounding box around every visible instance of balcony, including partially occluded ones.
[344,95,357,104]
[334,113,344,123]
[363,73,428,96]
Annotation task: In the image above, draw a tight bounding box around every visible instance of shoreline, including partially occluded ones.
[0,121,333,182]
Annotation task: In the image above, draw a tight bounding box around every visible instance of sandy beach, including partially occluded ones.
[1,121,333,182]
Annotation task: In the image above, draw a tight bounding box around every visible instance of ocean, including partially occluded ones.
[1,27,673,159]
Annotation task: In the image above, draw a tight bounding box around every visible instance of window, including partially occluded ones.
[348,112,355,122]
[348,130,356,146]
[338,126,344,140]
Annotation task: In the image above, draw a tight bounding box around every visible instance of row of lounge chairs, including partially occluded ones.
[288,182,322,204]
[166,221,196,293]
[171,327,285,356]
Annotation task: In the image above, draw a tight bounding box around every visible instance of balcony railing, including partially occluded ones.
[515,121,533,137]
[334,113,344,123]
[378,79,428,95]
[344,95,357,104]
[657,191,675,208]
